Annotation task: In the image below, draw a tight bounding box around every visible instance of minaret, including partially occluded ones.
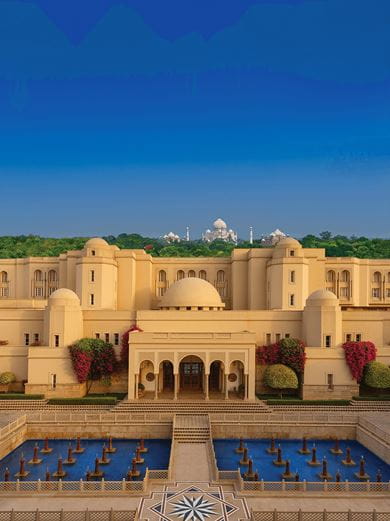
[186,226,190,242]
[249,226,253,245]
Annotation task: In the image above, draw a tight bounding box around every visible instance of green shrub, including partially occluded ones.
[47,397,117,405]
[0,393,44,400]
[266,399,350,406]
[0,372,16,385]
[353,395,390,401]
[363,361,390,389]
[264,364,298,397]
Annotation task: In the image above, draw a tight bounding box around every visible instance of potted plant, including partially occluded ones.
[0,372,16,393]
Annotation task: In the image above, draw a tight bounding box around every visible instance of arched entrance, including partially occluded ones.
[161,361,174,392]
[179,355,204,392]
[209,361,224,392]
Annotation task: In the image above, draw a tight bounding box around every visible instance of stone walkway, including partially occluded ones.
[174,443,211,481]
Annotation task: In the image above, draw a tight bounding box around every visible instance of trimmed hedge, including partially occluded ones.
[47,397,117,405]
[363,361,390,389]
[0,393,44,400]
[353,395,390,401]
[266,399,350,406]
[88,393,127,400]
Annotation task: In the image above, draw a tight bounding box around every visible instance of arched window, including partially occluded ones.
[158,270,167,282]
[34,270,43,282]
[340,270,350,283]
[373,271,381,283]
[188,270,196,278]
[0,271,8,283]
[199,270,207,280]
[177,270,185,281]
[326,270,335,283]
[48,270,57,282]
[217,270,225,282]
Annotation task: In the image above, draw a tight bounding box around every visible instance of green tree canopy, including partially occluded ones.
[363,361,390,389]
[264,364,298,397]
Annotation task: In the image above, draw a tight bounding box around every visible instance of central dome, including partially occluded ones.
[160,278,225,310]
[213,218,227,229]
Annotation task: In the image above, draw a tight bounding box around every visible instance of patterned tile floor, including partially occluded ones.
[138,482,251,521]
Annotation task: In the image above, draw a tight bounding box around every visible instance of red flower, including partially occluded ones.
[342,341,376,382]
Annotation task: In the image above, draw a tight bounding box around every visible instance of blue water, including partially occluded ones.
[213,439,390,482]
[0,439,171,481]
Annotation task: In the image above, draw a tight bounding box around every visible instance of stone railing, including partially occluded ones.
[0,479,144,494]
[0,415,26,440]
[207,439,219,482]
[209,412,359,424]
[241,480,390,493]
[0,510,135,521]
[251,510,389,521]
[26,412,173,423]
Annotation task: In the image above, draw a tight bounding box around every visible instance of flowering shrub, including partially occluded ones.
[120,325,143,367]
[342,341,376,383]
[256,338,306,374]
[69,338,117,391]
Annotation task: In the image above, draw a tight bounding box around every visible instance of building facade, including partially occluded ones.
[0,236,390,399]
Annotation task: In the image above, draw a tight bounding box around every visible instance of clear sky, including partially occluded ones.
[0,0,389,238]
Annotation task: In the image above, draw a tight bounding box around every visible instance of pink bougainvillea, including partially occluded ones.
[69,347,93,384]
[120,325,143,367]
[256,338,306,375]
[342,341,377,382]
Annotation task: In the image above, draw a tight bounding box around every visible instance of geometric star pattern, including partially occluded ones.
[138,482,251,521]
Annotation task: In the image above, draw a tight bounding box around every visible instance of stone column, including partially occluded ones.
[205,374,209,400]
[245,374,249,401]
[135,374,139,400]
[225,374,229,400]
[154,374,159,400]
[174,373,178,400]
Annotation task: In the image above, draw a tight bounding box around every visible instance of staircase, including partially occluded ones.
[0,399,48,410]
[173,414,211,443]
[113,399,271,417]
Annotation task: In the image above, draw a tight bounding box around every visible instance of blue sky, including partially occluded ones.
[0,0,389,238]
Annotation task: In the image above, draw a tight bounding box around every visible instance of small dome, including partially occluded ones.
[84,237,110,249]
[213,218,227,229]
[48,288,80,307]
[160,277,224,309]
[306,289,338,306]
[275,237,301,248]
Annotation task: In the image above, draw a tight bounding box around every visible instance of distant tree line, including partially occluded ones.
[1,231,390,259]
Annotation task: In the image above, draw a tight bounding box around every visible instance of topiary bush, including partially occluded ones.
[0,372,16,385]
[363,361,390,389]
[264,364,298,397]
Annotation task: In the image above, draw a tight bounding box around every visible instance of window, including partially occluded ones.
[387,289,390,298]
[114,333,119,346]
[275,333,281,342]
[373,271,381,283]
[188,270,196,278]
[199,270,207,280]
[0,287,8,297]
[105,333,110,343]
[326,270,335,283]
[34,333,39,343]
[388,272,390,283]
[356,333,361,342]
[289,294,295,306]
[48,270,57,282]
[91,250,96,256]
[266,333,271,345]
[95,333,100,339]
[290,250,295,257]
[158,270,166,282]
[327,374,334,390]
[340,287,349,298]
[325,335,332,348]
[177,270,185,280]
[54,335,59,347]
[217,270,225,282]
[340,270,350,282]
[90,270,95,282]
[289,270,295,283]
[0,271,8,282]
[285,333,290,339]
[24,333,30,346]
[90,294,95,306]
[35,287,43,297]
[345,333,352,342]
[34,270,43,281]
[372,288,380,298]
[51,374,57,390]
